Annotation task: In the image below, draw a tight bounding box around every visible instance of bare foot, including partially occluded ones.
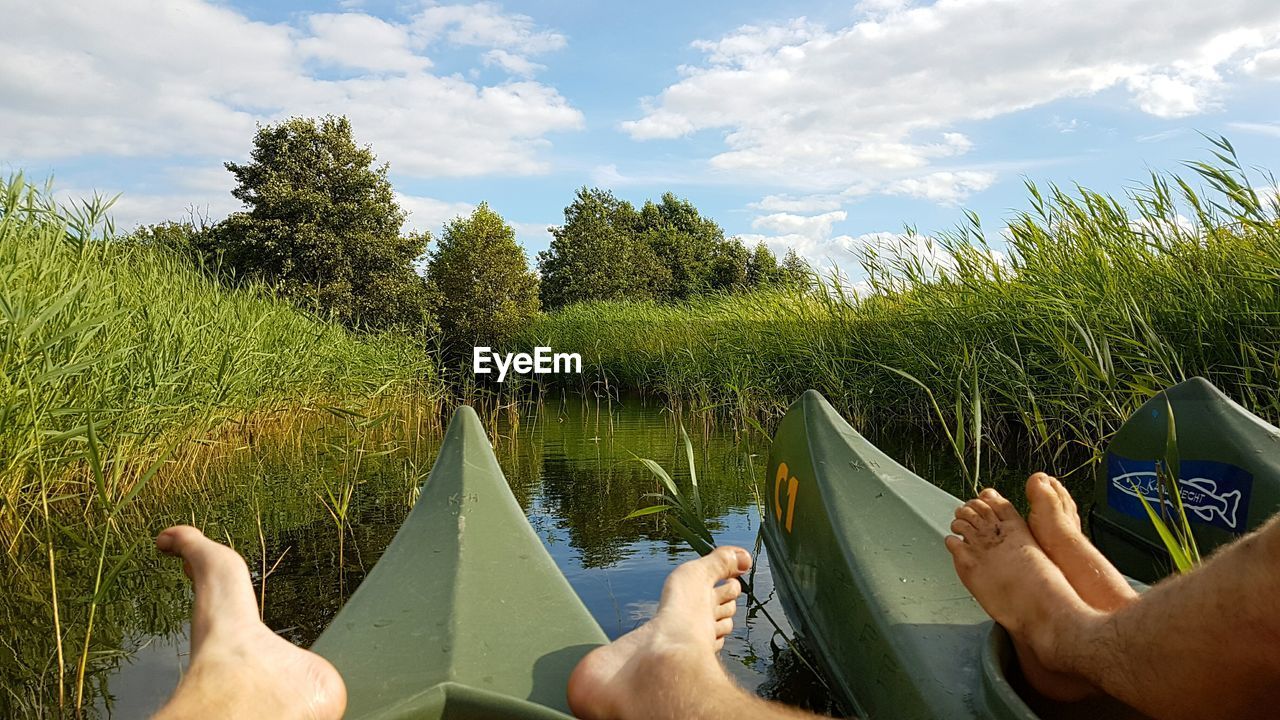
[152,526,346,720]
[1026,473,1138,612]
[946,490,1101,702]
[568,546,750,720]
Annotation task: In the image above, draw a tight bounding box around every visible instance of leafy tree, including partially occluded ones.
[780,248,812,288]
[428,203,539,350]
[539,187,806,307]
[538,188,665,309]
[211,115,431,331]
[637,193,729,299]
[707,237,750,291]
[746,241,782,287]
[125,221,215,267]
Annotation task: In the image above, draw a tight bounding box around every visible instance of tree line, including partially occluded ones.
[131,115,809,350]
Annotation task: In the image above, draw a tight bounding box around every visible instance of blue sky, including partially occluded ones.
[4,0,1280,276]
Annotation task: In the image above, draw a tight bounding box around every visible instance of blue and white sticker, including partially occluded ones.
[1107,454,1253,533]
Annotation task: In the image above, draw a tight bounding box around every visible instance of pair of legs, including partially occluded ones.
[573,473,1280,720]
[150,530,799,720]
[947,473,1280,719]
[155,472,1280,720]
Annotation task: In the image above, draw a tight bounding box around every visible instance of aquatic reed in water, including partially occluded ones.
[628,424,828,688]
[521,140,1280,486]
[0,174,442,713]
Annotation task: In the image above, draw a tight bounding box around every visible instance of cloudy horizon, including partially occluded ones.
[4,0,1280,275]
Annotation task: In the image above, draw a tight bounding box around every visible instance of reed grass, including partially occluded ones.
[0,174,443,714]
[1,174,437,534]
[520,141,1280,481]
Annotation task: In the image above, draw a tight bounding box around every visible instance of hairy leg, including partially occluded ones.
[569,546,816,720]
[152,526,346,720]
[1038,514,1280,720]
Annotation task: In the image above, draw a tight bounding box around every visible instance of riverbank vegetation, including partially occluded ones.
[1,171,436,528]
[0,173,445,713]
[522,140,1280,475]
[4,107,1279,714]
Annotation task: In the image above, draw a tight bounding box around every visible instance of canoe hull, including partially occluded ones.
[762,390,1140,720]
[311,406,607,719]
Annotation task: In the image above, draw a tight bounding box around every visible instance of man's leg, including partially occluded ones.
[569,546,817,720]
[1047,510,1280,719]
[948,486,1280,720]
[152,526,346,720]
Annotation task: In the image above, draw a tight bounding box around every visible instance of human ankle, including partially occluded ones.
[1027,602,1102,677]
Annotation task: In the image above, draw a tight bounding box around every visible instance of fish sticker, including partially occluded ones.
[1106,454,1254,534]
[1111,471,1242,529]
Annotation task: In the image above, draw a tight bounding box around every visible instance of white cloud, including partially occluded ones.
[879,170,997,206]
[411,2,566,54]
[1243,47,1280,77]
[484,49,544,77]
[623,0,1280,188]
[739,208,861,274]
[1227,121,1280,137]
[299,13,430,74]
[749,194,843,213]
[1125,72,1217,117]
[395,193,475,234]
[0,0,582,177]
[752,210,847,238]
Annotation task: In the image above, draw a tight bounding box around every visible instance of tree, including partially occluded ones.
[428,203,539,350]
[537,188,665,309]
[637,193,730,299]
[780,248,812,288]
[211,115,431,331]
[746,242,782,287]
[706,237,750,291]
[126,220,215,267]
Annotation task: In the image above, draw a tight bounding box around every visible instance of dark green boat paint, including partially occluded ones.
[761,390,1142,720]
[311,406,607,719]
[1089,377,1280,583]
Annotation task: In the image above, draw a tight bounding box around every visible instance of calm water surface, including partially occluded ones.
[6,393,996,718]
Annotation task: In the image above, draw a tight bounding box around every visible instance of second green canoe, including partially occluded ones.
[761,390,1143,720]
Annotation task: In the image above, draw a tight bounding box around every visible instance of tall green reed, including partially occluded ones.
[520,141,1280,490]
[0,174,442,713]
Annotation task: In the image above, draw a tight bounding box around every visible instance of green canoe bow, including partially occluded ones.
[762,390,1142,720]
[311,406,607,720]
[1090,377,1280,583]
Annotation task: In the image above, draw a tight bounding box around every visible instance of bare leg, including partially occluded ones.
[948,490,1100,701]
[152,526,346,720]
[569,546,816,720]
[1025,473,1137,612]
[1038,514,1280,719]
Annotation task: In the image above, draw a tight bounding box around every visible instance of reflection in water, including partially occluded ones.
[4,394,993,718]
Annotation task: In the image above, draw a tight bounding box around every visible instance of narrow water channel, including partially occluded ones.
[4,393,1000,718]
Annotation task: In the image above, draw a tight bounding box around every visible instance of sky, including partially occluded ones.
[4,0,1280,276]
